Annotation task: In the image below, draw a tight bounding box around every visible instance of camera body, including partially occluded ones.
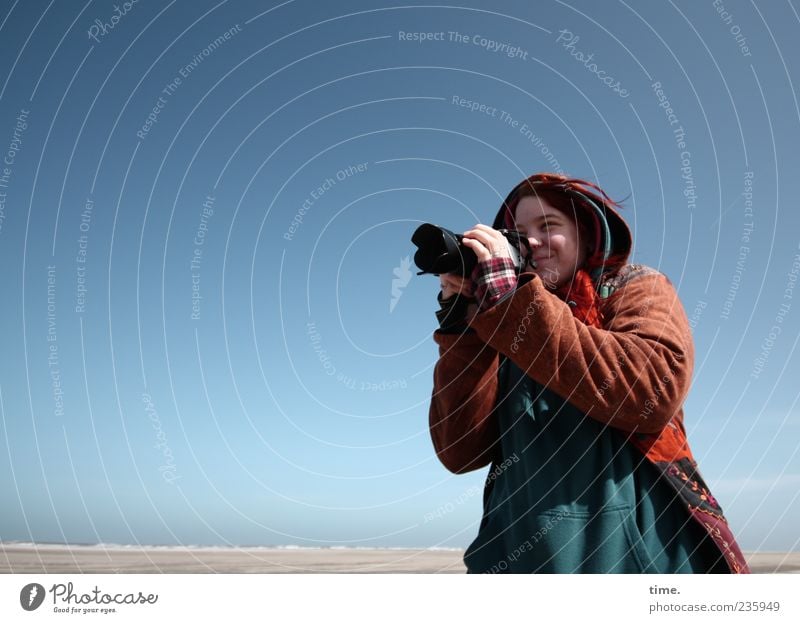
[411,223,533,276]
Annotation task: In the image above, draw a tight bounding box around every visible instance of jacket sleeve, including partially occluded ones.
[429,330,501,474]
[468,269,695,434]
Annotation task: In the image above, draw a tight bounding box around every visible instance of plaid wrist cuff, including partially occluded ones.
[472,257,517,310]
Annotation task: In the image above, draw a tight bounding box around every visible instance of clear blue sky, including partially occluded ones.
[0,0,798,551]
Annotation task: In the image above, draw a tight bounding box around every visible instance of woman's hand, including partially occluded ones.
[436,224,513,325]
[438,273,479,328]
[438,224,513,298]
[461,224,513,262]
[439,273,475,300]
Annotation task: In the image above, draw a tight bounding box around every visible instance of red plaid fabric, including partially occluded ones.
[471,257,517,310]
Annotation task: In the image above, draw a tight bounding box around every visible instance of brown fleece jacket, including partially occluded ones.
[431,267,692,467]
[429,264,750,573]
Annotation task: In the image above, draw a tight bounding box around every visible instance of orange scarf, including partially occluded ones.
[552,268,604,328]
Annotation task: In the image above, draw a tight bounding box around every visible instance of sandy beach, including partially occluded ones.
[1,544,798,573]
[0,544,466,574]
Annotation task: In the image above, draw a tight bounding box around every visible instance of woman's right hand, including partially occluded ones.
[439,273,476,300]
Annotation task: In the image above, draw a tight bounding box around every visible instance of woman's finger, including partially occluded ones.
[462,236,491,261]
[463,226,511,260]
[445,275,466,289]
[466,224,505,245]
[440,273,474,297]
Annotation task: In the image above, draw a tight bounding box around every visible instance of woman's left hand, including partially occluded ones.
[461,224,513,262]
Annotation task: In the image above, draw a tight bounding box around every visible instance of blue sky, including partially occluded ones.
[0,0,798,551]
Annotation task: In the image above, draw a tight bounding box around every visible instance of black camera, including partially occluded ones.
[411,223,533,276]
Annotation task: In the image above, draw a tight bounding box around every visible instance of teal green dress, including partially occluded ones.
[464,357,727,573]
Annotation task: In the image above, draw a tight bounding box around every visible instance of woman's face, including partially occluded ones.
[513,195,589,289]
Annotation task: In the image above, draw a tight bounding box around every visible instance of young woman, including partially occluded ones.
[429,172,749,573]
